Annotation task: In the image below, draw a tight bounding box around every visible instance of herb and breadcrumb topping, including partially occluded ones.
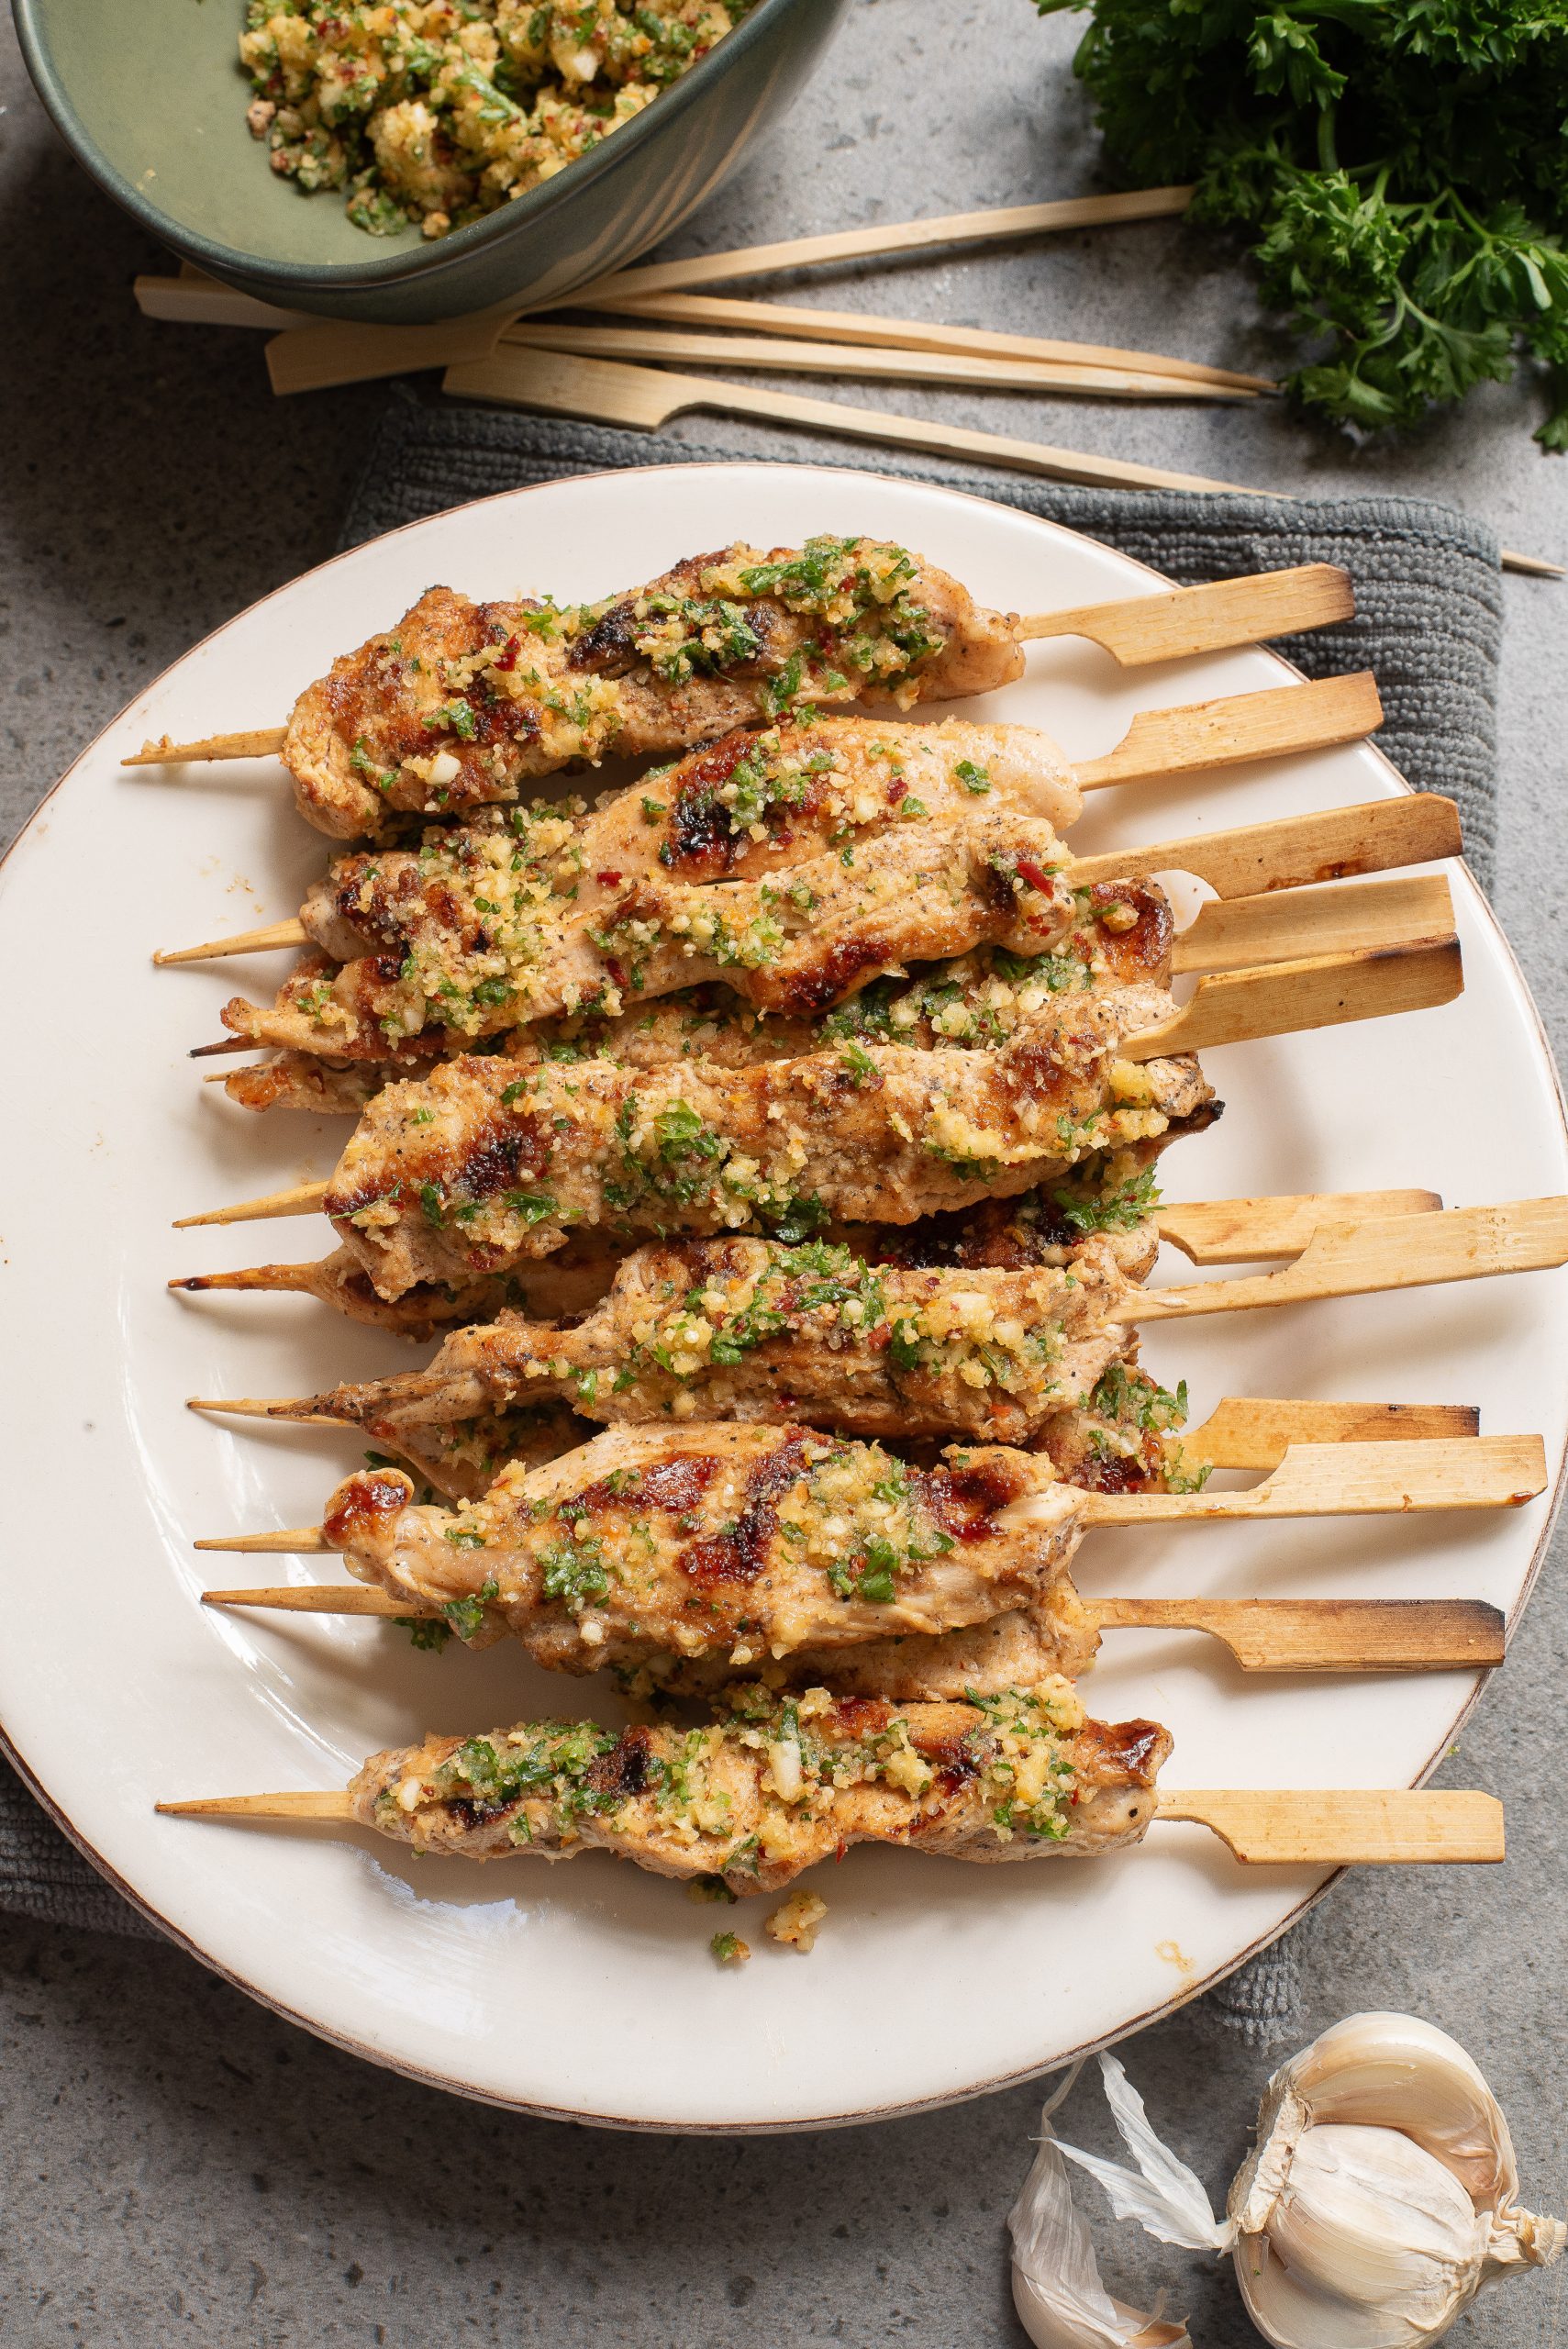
[350,1678,1172,1888]
[241,0,757,239]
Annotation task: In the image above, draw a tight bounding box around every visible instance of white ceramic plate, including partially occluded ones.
[4,463,1564,2132]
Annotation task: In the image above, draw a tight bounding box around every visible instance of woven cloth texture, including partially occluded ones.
[1,396,1504,2037]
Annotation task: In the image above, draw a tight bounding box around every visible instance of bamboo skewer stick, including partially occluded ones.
[439,348,1562,579]
[191,1433,1548,1554]
[168,938,1470,1230]
[1151,1789,1504,1865]
[585,290,1273,394]
[124,726,287,769]
[165,1192,1447,1320]
[151,1780,1505,1864]
[153,786,1451,971]
[121,563,1362,773]
[1121,1197,1568,1320]
[260,189,1202,395]
[500,320,1262,403]
[197,1582,1503,1673]
[138,265,1271,393]
[573,189,1201,306]
[1179,1396,1477,1464]
[1151,1189,1441,1263]
[1073,674,1381,792]
[1093,1597,1503,1670]
[1170,873,1451,976]
[1120,937,1462,1064]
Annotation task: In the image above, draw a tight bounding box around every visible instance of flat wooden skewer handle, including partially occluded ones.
[592,288,1273,394]
[1124,937,1462,1062]
[1132,1197,1568,1319]
[1083,1434,1546,1524]
[1074,673,1383,793]
[1091,1597,1504,1670]
[1155,1788,1504,1864]
[1187,1396,1478,1468]
[1172,873,1453,976]
[1020,564,1350,661]
[155,1782,1506,1862]
[1073,793,1462,899]
[1153,1190,1442,1263]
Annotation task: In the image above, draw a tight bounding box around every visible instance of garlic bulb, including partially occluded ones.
[1229,2012,1565,2349]
[1008,2016,1562,2349]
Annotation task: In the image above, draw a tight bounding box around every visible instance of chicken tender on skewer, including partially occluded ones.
[280,539,1023,837]
[220,874,1171,1112]
[173,1148,1170,1335]
[314,1424,1084,1682]
[201,1420,1542,1698]
[217,810,1084,1058]
[192,1682,1169,1890]
[323,1005,1209,1301]
[253,1235,1156,1450]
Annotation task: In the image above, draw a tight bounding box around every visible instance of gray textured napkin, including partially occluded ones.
[0,395,1506,2032]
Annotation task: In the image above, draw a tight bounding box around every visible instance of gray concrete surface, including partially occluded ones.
[3,4,1568,2343]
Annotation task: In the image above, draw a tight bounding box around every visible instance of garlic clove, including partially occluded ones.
[1259,2123,1485,2312]
[1271,2012,1521,2210]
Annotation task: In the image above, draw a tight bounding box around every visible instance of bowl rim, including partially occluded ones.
[12,0,817,293]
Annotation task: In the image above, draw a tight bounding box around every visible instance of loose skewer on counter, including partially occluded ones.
[124,547,1357,838]
[194,1424,1544,1698]
[172,940,1465,1292]
[156,1687,1506,1876]
[188,1203,1568,1450]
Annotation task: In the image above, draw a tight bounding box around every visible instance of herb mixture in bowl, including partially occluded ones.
[241,0,758,239]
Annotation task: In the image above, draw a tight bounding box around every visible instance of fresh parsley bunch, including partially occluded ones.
[1035,0,1568,445]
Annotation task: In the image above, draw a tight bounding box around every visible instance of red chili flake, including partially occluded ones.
[494,635,521,673]
[595,870,623,886]
[1016,857,1057,895]
[606,958,629,991]
[833,1841,849,1863]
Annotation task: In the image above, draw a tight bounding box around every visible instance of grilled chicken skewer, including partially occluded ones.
[194,1424,1545,1698]
[195,1206,1567,1451]
[179,793,1451,1115]
[161,1681,1177,1884]
[173,941,1464,1294]
[209,863,1451,1116]
[125,548,1357,838]
[169,1184,1448,1338]
[157,1729,1507,1876]
[205,1578,1505,1677]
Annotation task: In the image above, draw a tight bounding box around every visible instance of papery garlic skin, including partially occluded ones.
[1229,2013,1564,2349]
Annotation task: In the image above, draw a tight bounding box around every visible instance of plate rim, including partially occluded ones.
[6,459,1566,2133]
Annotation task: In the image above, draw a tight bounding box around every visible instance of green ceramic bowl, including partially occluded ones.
[13,0,848,323]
